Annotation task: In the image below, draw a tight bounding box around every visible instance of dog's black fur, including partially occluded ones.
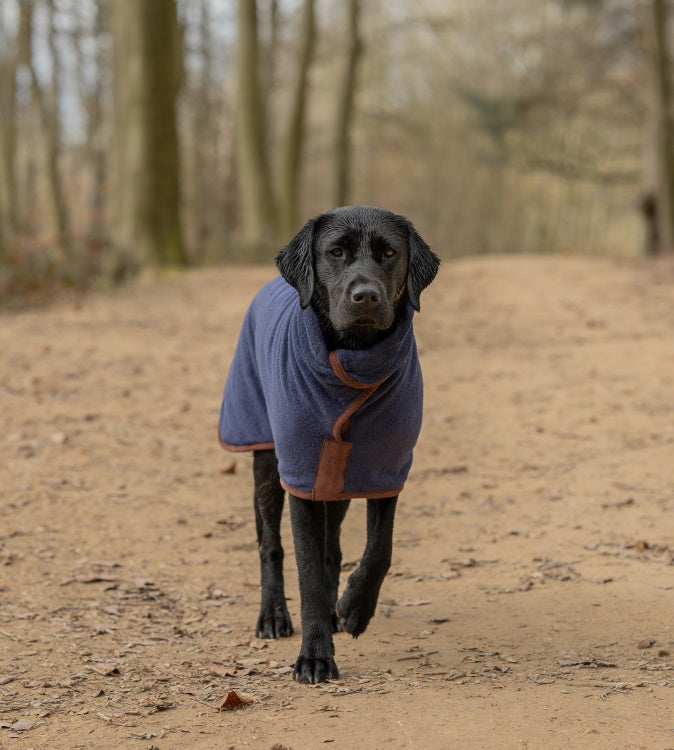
[252,205,439,683]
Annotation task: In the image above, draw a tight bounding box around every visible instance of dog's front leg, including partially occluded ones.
[289,495,339,683]
[336,495,398,637]
[325,499,350,633]
[253,450,293,639]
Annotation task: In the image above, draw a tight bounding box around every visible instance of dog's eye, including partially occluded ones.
[330,247,344,258]
[383,249,397,258]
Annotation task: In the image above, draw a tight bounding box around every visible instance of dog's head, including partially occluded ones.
[276,205,439,349]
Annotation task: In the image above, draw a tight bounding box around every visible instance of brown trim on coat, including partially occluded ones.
[218,426,274,453]
[310,352,389,500]
[328,351,387,390]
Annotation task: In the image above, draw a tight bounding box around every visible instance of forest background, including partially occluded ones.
[1,0,674,301]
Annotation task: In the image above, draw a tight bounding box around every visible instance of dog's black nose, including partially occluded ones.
[351,284,381,307]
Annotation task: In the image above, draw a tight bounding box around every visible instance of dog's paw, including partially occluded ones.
[336,587,377,638]
[293,654,339,684]
[256,601,293,639]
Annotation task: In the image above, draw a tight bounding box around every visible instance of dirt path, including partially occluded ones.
[1,255,673,750]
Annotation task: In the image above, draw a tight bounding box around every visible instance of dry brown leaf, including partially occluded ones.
[601,497,635,509]
[218,690,253,711]
[238,657,267,666]
[76,575,118,584]
[267,659,295,668]
[92,662,120,676]
[11,719,34,732]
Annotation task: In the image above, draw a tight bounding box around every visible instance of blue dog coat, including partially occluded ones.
[218,277,424,501]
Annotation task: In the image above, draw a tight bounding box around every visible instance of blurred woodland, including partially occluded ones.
[1,0,674,298]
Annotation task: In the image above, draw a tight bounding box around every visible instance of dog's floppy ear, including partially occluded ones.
[403,219,440,311]
[275,217,318,309]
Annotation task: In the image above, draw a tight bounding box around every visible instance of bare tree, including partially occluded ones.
[111,0,186,274]
[235,0,277,245]
[0,7,18,258]
[650,0,674,253]
[71,0,108,246]
[18,0,69,250]
[277,0,316,239]
[329,0,362,208]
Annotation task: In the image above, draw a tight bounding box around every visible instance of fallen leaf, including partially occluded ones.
[217,517,244,530]
[76,575,118,584]
[92,662,120,676]
[218,690,253,711]
[396,598,431,607]
[601,497,635,509]
[238,657,268,667]
[11,719,34,732]
[220,462,237,475]
[638,638,656,650]
[134,577,157,588]
[558,657,617,668]
[248,638,268,649]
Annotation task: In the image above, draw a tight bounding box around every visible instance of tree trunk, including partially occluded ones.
[18,0,69,251]
[651,0,674,254]
[277,0,316,240]
[0,30,18,259]
[111,0,186,275]
[329,0,363,208]
[192,0,214,254]
[235,0,277,245]
[262,0,279,109]
[72,0,107,245]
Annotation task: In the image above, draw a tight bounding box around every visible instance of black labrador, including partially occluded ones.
[234,205,438,683]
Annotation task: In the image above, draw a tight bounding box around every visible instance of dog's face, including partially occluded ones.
[276,206,439,349]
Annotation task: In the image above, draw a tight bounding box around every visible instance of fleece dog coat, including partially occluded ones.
[218,276,424,501]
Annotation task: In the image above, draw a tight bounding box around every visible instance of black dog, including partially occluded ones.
[219,205,439,683]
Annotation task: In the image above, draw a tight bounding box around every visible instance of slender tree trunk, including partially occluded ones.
[235,0,277,245]
[73,0,107,245]
[0,33,18,259]
[329,0,363,208]
[192,0,214,253]
[18,0,69,251]
[277,0,316,240]
[111,0,187,274]
[651,0,674,254]
[262,0,279,108]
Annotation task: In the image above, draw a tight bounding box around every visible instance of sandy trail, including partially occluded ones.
[1,255,673,749]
